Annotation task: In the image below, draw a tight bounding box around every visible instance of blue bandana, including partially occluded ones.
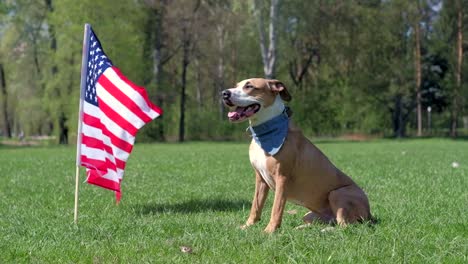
[248,112,289,155]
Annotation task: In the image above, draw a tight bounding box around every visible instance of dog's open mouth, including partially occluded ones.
[227,104,261,122]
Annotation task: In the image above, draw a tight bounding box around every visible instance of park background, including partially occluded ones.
[0,0,467,144]
[0,1,467,263]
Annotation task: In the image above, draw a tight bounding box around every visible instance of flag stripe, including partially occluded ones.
[81,154,117,172]
[106,68,163,117]
[96,94,139,136]
[83,102,136,144]
[81,120,132,158]
[87,170,120,192]
[81,134,112,154]
[81,134,127,170]
[81,150,124,179]
[98,74,153,124]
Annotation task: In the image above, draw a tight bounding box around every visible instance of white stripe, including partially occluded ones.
[100,170,123,182]
[81,144,124,182]
[81,123,130,161]
[104,68,159,118]
[83,102,135,145]
[81,144,116,166]
[96,83,146,128]
[82,150,124,183]
[81,144,107,161]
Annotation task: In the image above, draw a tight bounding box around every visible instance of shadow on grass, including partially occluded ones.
[133,198,250,215]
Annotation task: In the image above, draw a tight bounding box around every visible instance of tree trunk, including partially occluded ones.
[216,24,225,120]
[414,20,422,136]
[179,23,190,142]
[0,64,11,138]
[195,57,203,108]
[153,3,167,141]
[393,94,406,138]
[253,0,280,79]
[451,2,463,138]
[45,0,57,76]
[46,0,66,144]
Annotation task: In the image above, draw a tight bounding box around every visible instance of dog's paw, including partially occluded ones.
[263,225,279,234]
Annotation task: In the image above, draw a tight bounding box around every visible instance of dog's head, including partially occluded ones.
[222,78,291,123]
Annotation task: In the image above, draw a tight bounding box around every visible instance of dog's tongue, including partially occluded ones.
[228,107,246,121]
[228,105,259,121]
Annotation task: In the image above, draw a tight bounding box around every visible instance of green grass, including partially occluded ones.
[0,139,467,263]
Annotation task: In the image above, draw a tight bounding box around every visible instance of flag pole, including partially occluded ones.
[74,23,91,224]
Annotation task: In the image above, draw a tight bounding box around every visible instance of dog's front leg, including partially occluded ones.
[242,170,269,229]
[264,176,287,233]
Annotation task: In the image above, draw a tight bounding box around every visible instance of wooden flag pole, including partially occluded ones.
[74,165,80,224]
[74,23,91,224]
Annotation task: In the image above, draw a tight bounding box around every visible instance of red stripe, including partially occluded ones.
[81,134,127,170]
[97,97,138,136]
[87,169,121,193]
[99,72,153,123]
[112,67,163,115]
[82,134,112,154]
[115,158,126,170]
[82,113,134,153]
[81,155,117,172]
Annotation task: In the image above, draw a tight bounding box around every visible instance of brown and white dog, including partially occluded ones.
[222,78,372,233]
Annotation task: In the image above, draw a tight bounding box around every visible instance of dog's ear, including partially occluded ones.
[268,80,292,102]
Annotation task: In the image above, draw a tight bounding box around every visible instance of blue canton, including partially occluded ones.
[84,28,113,107]
[249,111,289,156]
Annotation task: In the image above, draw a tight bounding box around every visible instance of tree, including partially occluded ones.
[0,0,51,137]
[451,0,464,137]
[253,0,280,79]
[433,0,467,137]
[413,1,423,136]
[142,0,173,141]
[282,0,321,89]
[0,63,11,138]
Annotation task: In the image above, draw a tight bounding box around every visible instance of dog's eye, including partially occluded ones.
[245,84,254,89]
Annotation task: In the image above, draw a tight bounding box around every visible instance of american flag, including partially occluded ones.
[78,27,162,202]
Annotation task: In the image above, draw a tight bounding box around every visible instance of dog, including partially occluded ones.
[222,78,372,233]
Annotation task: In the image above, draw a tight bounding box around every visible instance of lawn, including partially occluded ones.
[0,139,466,263]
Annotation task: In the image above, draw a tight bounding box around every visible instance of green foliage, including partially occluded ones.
[0,1,466,141]
[0,140,466,262]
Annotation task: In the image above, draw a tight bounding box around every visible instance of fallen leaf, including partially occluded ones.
[180,246,193,254]
[321,226,335,233]
[287,209,298,215]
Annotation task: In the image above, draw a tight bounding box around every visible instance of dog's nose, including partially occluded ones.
[222,90,231,99]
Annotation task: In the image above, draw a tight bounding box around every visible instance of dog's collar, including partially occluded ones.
[248,110,289,155]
